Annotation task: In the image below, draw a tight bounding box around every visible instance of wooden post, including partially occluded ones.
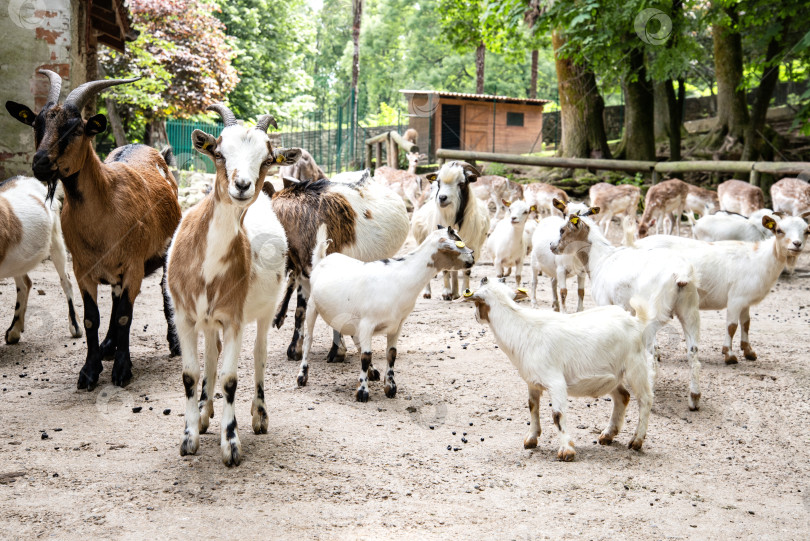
[749,168,760,188]
[365,144,372,173]
[651,170,660,185]
[375,142,382,170]
[388,135,398,168]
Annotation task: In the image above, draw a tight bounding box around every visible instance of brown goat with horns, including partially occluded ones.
[6,71,182,390]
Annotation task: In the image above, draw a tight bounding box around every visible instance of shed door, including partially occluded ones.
[441,104,462,149]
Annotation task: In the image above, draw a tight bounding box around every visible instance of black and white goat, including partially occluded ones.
[297,224,474,401]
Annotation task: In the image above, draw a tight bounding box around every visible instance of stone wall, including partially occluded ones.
[1,0,88,178]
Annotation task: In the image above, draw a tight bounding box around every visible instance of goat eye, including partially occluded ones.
[214,152,223,160]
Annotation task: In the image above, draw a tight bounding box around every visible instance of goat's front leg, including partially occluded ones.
[576,272,585,312]
[356,327,374,402]
[110,285,137,387]
[77,284,102,390]
[722,306,742,364]
[599,385,629,445]
[287,287,307,361]
[556,266,568,313]
[99,285,121,360]
[625,368,654,451]
[677,302,702,411]
[514,260,522,288]
[252,317,271,434]
[296,302,319,387]
[383,324,404,399]
[49,233,82,338]
[441,270,454,300]
[178,315,200,456]
[462,268,472,293]
[422,280,432,299]
[739,306,757,360]
[550,276,560,312]
[161,258,181,356]
[549,385,575,461]
[5,275,32,344]
[221,325,245,467]
[524,385,542,449]
[327,329,347,363]
[199,328,219,434]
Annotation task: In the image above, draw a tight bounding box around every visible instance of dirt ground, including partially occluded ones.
[1,228,809,540]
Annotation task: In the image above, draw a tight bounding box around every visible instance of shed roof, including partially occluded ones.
[400,90,551,106]
[90,0,138,52]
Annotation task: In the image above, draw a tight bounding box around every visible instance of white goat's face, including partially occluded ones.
[428,226,476,270]
[220,126,274,204]
[505,200,531,225]
[426,162,479,214]
[766,215,810,253]
[459,277,528,324]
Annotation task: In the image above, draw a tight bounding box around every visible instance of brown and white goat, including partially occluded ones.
[6,70,182,390]
[718,179,764,217]
[588,182,641,237]
[637,178,689,237]
[269,170,410,362]
[771,177,810,216]
[278,148,327,182]
[0,176,81,344]
[523,182,568,217]
[169,104,295,466]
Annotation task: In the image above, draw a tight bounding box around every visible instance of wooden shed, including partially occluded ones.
[400,90,550,161]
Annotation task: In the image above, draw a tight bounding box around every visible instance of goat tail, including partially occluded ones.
[312,223,332,269]
[629,295,652,328]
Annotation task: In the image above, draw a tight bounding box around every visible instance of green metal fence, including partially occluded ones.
[166,118,223,173]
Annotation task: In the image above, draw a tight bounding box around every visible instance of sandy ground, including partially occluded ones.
[1,229,809,540]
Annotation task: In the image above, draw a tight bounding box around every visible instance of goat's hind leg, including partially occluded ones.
[252,316,271,434]
[355,325,374,402]
[77,285,102,390]
[383,323,404,398]
[296,302,319,387]
[5,275,31,344]
[199,328,219,433]
[722,306,742,364]
[327,329,347,363]
[161,258,181,356]
[524,385,542,449]
[100,286,121,360]
[599,385,630,445]
[179,315,200,456]
[50,230,81,338]
[624,357,654,451]
[110,285,137,387]
[740,306,757,360]
[220,325,245,467]
[549,385,575,461]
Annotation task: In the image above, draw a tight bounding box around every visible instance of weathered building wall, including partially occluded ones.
[1,0,88,178]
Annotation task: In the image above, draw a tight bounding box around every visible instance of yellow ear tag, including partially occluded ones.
[276,155,284,163]
[463,289,473,297]
[455,241,466,248]
[517,287,527,294]
[765,220,775,229]
[202,141,210,150]
[20,111,28,119]
[570,216,579,225]
[530,206,536,212]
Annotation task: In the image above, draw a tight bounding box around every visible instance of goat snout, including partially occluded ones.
[438,194,450,207]
[231,178,253,199]
[791,240,803,250]
[550,242,559,254]
[32,151,57,181]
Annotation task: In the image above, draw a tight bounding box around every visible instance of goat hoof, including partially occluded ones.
[286,346,302,361]
[557,446,576,462]
[368,368,380,382]
[180,434,199,456]
[523,435,538,449]
[168,342,181,357]
[326,345,345,363]
[4,329,20,345]
[724,354,738,365]
[111,357,132,387]
[628,437,644,451]
[356,388,369,403]
[743,350,757,361]
[688,392,701,411]
[76,365,101,391]
[384,382,397,398]
[297,373,308,387]
[221,440,242,467]
[598,433,615,446]
[100,338,116,360]
[422,293,431,299]
[251,405,268,435]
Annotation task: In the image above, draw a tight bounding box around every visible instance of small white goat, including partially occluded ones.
[552,211,703,410]
[460,279,654,460]
[297,225,474,401]
[485,200,534,286]
[411,161,490,299]
[771,177,810,216]
[717,179,764,217]
[529,199,591,312]
[588,182,641,236]
[637,214,809,364]
[638,179,689,237]
[168,105,293,466]
[0,176,81,343]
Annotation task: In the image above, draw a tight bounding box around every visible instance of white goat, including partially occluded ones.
[485,200,534,286]
[717,179,764,217]
[529,200,591,313]
[297,225,474,402]
[551,212,703,410]
[637,214,809,364]
[168,106,293,466]
[460,279,654,460]
[411,161,490,299]
[0,176,81,343]
[694,209,776,242]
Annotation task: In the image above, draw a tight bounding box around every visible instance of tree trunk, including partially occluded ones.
[144,116,168,149]
[712,11,748,143]
[742,34,784,162]
[665,78,685,161]
[475,42,486,94]
[105,97,128,147]
[653,81,670,141]
[529,49,538,99]
[619,48,656,162]
[551,31,612,159]
[351,0,362,165]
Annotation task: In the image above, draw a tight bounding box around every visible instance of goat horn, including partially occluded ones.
[255,114,277,132]
[37,69,62,104]
[206,103,237,127]
[64,77,140,112]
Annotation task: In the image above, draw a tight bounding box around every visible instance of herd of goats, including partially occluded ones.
[2,72,810,466]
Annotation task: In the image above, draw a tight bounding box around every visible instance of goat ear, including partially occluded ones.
[85,114,107,137]
[275,147,302,165]
[426,173,438,182]
[800,210,810,220]
[583,206,600,216]
[513,287,529,301]
[192,129,217,157]
[502,199,511,207]
[552,198,567,212]
[762,215,777,231]
[5,101,36,126]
